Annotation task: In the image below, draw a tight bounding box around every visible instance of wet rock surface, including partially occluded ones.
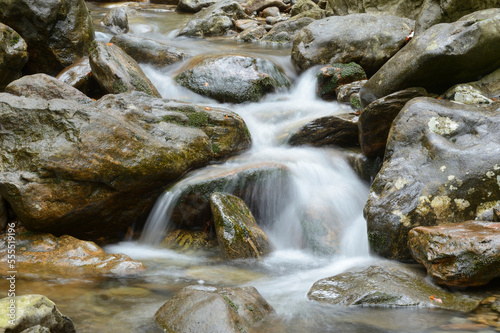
[110,34,189,67]
[89,41,161,97]
[0,295,75,333]
[175,54,290,103]
[0,0,95,75]
[0,92,249,238]
[408,221,500,287]
[308,264,481,312]
[291,14,414,75]
[56,57,104,98]
[0,23,28,90]
[155,285,275,333]
[101,7,130,35]
[261,17,314,45]
[365,97,500,261]
[316,62,366,100]
[358,87,427,157]
[0,232,145,277]
[5,74,94,105]
[211,192,271,259]
[360,9,500,107]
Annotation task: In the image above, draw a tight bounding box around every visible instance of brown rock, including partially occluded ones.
[245,0,287,14]
[0,23,28,90]
[408,221,500,287]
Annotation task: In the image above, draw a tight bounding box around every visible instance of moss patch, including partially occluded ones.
[223,295,239,312]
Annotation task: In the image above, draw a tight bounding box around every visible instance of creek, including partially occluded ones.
[0,2,489,332]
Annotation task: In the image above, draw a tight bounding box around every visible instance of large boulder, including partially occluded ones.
[261,17,314,45]
[110,34,189,67]
[415,0,500,33]
[308,264,480,312]
[211,192,271,259]
[0,0,95,76]
[177,0,249,37]
[364,97,500,261]
[155,285,275,333]
[0,23,28,91]
[324,0,424,19]
[287,113,359,147]
[5,74,94,105]
[89,41,161,97]
[359,9,500,107]
[0,92,250,238]
[291,14,414,75]
[0,295,75,333]
[174,54,291,103]
[408,221,500,287]
[0,232,145,278]
[358,87,427,157]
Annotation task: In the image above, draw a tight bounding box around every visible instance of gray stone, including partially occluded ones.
[101,7,130,35]
[178,0,218,12]
[324,0,425,19]
[0,23,28,91]
[261,17,314,44]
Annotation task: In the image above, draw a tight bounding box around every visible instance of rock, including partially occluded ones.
[358,87,427,157]
[0,23,28,91]
[408,221,500,287]
[211,192,271,259]
[343,148,383,183]
[177,0,249,37]
[415,0,500,33]
[441,84,494,106]
[110,34,189,67]
[5,74,94,105]
[307,264,481,312]
[467,67,500,99]
[0,92,249,238]
[0,295,75,333]
[174,54,290,103]
[155,285,275,333]
[178,0,218,12]
[261,7,280,17]
[56,57,106,99]
[316,62,366,100]
[291,14,414,75]
[364,97,500,261]
[359,9,500,108]
[89,41,161,97]
[261,17,314,45]
[245,0,287,15]
[0,232,145,277]
[101,7,129,35]
[291,0,320,16]
[234,19,259,31]
[336,80,366,104]
[161,229,218,252]
[168,162,289,231]
[300,204,343,255]
[0,0,95,76]
[235,26,267,42]
[292,8,325,20]
[324,0,424,19]
[287,113,359,147]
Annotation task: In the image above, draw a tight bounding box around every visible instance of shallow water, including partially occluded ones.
[2,2,497,333]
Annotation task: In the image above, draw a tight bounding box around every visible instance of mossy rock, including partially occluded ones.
[317,62,366,100]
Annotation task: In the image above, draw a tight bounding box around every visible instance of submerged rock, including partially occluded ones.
[110,34,189,67]
[211,192,271,259]
[364,97,500,261]
[177,0,249,37]
[291,14,414,75]
[358,87,427,157]
[0,0,95,75]
[5,74,94,105]
[0,232,145,277]
[359,9,500,107]
[161,229,218,252]
[155,285,275,333]
[0,295,75,333]
[89,41,161,97]
[0,23,28,90]
[0,92,249,238]
[287,113,359,148]
[308,264,481,312]
[408,221,500,287]
[175,54,290,103]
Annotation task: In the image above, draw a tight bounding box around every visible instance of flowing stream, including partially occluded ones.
[1,3,486,333]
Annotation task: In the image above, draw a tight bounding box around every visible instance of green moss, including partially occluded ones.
[368,232,388,252]
[112,80,127,93]
[223,295,239,312]
[212,143,221,154]
[10,35,19,46]
[187,112,209,127]
[350,94,362,110]
[246,305,255,311]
